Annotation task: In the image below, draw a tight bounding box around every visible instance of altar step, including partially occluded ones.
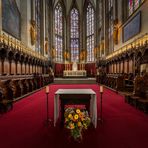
[54,77,97,84]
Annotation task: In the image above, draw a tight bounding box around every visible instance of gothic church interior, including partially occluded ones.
[0,0,148,148]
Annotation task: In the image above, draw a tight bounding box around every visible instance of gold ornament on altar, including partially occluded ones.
[51,47,56,58]
[80,51,83,61]
[80,50,87,61]
[64,50,70,60]
[30,20,36,45]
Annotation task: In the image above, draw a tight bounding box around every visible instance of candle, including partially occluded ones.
[100,86,103,93]
[46,86,49,93]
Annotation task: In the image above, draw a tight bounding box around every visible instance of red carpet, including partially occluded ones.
[0,84,148,148]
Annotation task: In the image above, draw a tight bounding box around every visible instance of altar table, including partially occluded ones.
[63,70,86,77]
[54,89,97,128]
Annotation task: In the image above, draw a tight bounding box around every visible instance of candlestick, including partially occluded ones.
[98,85,103,123]
[45,86,52,126]
[46,86,49,93]
[100,85,103,93]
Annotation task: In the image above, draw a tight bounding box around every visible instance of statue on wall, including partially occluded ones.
[30,20,36,45]
[64,50,70,61]
[113,19,119,45]
[94,47,98,58]
[72,61,77,71]
[50,47,56,59]
[80,50,87,61]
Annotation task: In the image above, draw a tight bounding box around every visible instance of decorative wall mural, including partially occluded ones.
[123,12,141,42]
[2,0,21,39]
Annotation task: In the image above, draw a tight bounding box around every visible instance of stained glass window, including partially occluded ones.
[86,3,94,62]
[134,0,140,9]
[128,0,144,16]
[128,0,134,15]
[54,3,63,62]
[70,8,79,62]
[35,0,41,52]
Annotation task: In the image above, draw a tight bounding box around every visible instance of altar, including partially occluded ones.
[54,89,97,128]
[64,62,86,77]
[63,70,86,77]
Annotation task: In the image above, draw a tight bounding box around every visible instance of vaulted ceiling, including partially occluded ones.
[52,0,96,15]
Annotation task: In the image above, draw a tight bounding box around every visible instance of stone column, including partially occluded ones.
[0,0,2,30]
[40,0,45,55]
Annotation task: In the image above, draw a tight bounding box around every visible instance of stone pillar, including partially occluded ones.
[104,0,109,56]
[48,0,53,60]
[0,0,2,30]
[40,0,45,55]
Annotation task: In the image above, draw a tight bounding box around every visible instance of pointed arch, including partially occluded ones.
[54,0,66,17]
[69,0,80,13]
[83,0,96,13]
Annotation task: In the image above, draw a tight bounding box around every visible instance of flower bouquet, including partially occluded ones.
[64,107,91,141]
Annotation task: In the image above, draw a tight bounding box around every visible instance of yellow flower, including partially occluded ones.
[74,114,79,120]
[69,123,75,129]
[70,116,73,120]
[68,114,72,119]
[77,122,82,127]
[76,109,81,114]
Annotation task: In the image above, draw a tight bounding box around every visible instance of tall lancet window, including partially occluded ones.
[86,3,94,62]
[54,3,63,62]
[35,0,41,52]
[70,8,79,62]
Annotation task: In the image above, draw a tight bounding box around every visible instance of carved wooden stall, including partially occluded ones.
[0,80,13,112]
[0,35,54,113]
[96,33,148,113]
[100,37,148,112]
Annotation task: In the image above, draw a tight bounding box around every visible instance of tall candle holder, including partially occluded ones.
[98,85,103,123]
[45,86,52,126]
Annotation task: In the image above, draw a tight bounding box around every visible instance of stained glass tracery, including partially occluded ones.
[128,0,144,16]
[86,3,94,62]
[54,3,63,62]
[70,8,79,62]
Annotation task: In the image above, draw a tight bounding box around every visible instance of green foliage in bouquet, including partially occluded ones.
[64,107,91,141]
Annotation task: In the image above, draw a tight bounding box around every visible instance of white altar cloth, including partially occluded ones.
[63,70,86,77]
[54,89,97,128]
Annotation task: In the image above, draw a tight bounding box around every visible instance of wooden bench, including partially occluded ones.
[137,99,148,113]
[0,99,13,113]
[125,95,140,108]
